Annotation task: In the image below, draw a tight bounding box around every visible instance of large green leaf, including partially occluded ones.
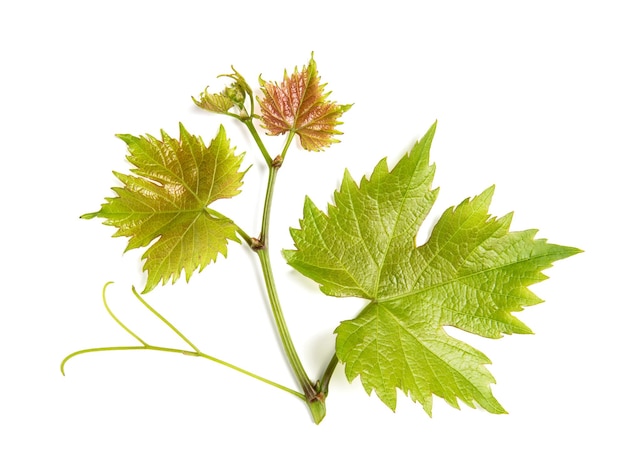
[284,122,581,415]
[83,123,246,293]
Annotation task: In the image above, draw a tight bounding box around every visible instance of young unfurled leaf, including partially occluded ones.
[221,67,253,110]
[193,67,253,115]
[83,124,246,293]
[258,55,352,151]
[193,88,235,114]
[284,122,581,415]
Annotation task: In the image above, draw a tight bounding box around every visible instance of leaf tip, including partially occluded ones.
[484,183,496,197]
[141,279,157,294]
[425,120,438,137]
[216,123,227,137]
[115,133,135,145]
[566,246,584,256]
[80,211,99,220]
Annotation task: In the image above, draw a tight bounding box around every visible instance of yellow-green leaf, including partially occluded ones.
[83,123,246,292]
[284,122,581,414]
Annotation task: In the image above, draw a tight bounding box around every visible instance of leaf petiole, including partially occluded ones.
[243,118,273,167]
[204,207,253,248]
[318,354,339,399]
[280,130,297,160]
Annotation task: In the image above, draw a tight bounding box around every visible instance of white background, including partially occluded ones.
[1,1,624,455]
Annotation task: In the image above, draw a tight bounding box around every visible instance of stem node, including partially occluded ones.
[272,155,284,168]
[250,237,264,251]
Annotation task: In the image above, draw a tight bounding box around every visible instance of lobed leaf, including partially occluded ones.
[285,122,581,414]
[258,54,352,151]
[83,123,247,293]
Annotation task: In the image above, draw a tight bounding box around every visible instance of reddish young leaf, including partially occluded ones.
[258,55,351,151]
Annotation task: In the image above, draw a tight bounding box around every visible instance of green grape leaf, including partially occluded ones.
[83,123,246,293]
[284,122,581,415]
[258,54,352,151]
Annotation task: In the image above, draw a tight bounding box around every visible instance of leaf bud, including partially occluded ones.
[223,82,246,109]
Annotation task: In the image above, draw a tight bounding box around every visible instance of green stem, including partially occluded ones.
[259,131,295,244]
[256,250,314,396]
[256,248,325,423]
[280,130,297,160]
[60,345,304,400]
[259,166,278,245]
[319,353,339,398]
[252,129,326,423]
[243,118,272,167]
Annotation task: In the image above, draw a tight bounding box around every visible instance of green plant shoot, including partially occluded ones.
[63,54,581,424]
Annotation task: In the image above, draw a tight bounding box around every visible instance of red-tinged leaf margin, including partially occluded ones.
[258,54,352,151]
